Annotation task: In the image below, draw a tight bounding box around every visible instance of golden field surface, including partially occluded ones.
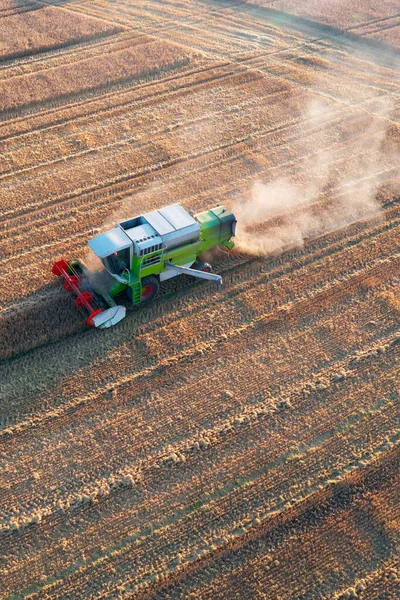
[252,0,400,47]
[0,0,399,598]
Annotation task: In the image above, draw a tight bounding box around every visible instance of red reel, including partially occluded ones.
[87,309,104,327]
[75,291,94,308]
[52,259,70,276]
[63,275,81,292]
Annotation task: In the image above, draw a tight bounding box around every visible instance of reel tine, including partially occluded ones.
[68,261,104,310]
[52,258,118,327]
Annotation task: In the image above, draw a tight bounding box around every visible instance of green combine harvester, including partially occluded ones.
[52,203,236,328]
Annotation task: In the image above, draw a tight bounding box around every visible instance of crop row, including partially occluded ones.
[1,255,398,544]
[4,382,397,598]
[147,444,400,600]
[0,5,124,62]
[2,308,399,537]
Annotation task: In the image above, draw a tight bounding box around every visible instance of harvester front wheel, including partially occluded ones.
[140,275,159,302]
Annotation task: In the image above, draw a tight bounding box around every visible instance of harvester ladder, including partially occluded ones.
[130,281,142,305]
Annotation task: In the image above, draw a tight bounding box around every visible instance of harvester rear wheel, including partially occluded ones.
[194,261,212,273]
[140,275,159,302]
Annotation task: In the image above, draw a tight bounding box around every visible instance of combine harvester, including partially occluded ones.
[52,204,236,328]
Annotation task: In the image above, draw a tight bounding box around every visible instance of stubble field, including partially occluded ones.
[0,0,399,598]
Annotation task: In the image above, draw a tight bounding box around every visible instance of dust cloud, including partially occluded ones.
[234,93,397,256]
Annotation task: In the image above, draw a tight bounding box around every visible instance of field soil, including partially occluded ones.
[1,1,399,599]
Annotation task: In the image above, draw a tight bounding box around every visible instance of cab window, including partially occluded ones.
[104,248,130,274]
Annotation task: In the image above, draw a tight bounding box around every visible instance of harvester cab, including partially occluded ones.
[52,203,236,329]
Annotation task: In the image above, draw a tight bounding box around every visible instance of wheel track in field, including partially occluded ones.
[0,53,195,124]
[75,0,400,128]
[239,51,400,102]
[4,251,399,452]
[0,67,248,161]
[0,60,235,142]
[0,24,203,121]
[51,0,400,112]
[38,0,137,32]
[0,81,324,223]
[348,12,400,34]
[0,82,275,223]
[56,0,307,51]
[0,24,128,71]
[0,76,392,190]
[68,0,400,73]
[0,83,294,185]
[0,3,39,19]
[0,30,139,78]
[232,41,400,117]
[146,0,400,68]
[100,414,398,598]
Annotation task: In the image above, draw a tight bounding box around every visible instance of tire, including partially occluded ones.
[194,261,212,273]
[140,275,160,302]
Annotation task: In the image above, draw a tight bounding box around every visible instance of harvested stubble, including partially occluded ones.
[0,1,399,598]
[0,6,123,60]
[0,39,193,113]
